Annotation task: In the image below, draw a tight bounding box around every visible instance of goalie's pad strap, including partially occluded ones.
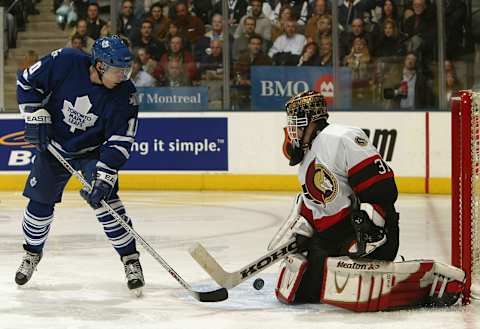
[320,257,465,312]
[275,254,309,304]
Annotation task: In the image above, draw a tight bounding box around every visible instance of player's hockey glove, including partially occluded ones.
[80,168,117,209]
[348,194,387,258]
[23,107,52,152]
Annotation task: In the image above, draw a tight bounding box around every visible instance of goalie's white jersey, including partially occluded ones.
[298,124,394,232]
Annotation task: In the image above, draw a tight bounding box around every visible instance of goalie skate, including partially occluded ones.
[122,252,145,297]
[15,248,42,286]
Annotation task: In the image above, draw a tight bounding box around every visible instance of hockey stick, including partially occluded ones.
[47,144,227,302]
[189,238,297,289]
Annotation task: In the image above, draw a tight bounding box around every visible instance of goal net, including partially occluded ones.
[451,90,480,304]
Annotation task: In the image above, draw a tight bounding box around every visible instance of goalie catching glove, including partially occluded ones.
[80,166,117,209]
[347,194,387,258]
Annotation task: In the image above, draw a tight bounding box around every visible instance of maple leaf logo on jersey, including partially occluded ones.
[62,96,98,133]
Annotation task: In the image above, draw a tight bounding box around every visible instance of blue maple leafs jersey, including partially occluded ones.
[17,48,139,171]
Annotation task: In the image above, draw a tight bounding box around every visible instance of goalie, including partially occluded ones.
[273,90,465,311]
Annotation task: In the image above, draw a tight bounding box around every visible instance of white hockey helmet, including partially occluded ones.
[285,90,328,146]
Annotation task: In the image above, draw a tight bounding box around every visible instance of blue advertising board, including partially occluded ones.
[0,117,228,171]
[137,87,209,111]
[251,66,352,110]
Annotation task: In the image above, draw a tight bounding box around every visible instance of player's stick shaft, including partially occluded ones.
[47,144,227,302]
[189,238,297,289]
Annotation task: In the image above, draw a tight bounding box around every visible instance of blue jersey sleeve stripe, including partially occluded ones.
[16,80,32,91]
[108,135,135,143]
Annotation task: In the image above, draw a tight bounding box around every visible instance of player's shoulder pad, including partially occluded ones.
[112,80,139,113]
[332,124,370,148]
[49,47,90,64]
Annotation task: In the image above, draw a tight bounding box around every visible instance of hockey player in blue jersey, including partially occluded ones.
[15,35,145,296]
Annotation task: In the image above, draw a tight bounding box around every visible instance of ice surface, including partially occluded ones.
[0,191,478,329]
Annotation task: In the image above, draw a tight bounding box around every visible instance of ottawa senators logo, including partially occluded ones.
[302,160,338,206]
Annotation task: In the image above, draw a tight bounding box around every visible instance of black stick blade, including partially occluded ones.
[194,288,228,302]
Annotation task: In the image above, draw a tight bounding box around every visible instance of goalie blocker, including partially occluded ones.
[276,256,465,311]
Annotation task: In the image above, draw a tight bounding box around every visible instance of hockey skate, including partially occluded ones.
[122,252,144,297]
[15,248,42,285]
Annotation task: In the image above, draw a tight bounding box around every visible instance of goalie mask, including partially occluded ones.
[286,90,328,148]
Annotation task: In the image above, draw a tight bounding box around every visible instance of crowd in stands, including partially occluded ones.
[56,0,470,109]
[2,0,40,52]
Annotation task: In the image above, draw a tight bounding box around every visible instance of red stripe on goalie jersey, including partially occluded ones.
[300,202,350,232]
[347,154,394,194]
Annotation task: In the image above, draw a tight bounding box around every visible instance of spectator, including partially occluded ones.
[338,0,378,30]
[310,14,331,45]
[68,33,87,52]
[271,6,294,42]
[200,40,224,108]
[445,0,467,60]
[370,0,400,41]
[379,0,400,26]
[200,40,224,78]
[137,47,158,77]
[67,19,95,53]
[191,0,214,25]
[305,0,330,40]
[388,52,434,108]
[100,20,112,37]
[18,50,39,74]
[162,59,192,87]
[205,14,226,41]
[174,1,206,44]
[130,20,165,60]
[154,35,197,83]
[339,18,373,61]
[269,20,305,64]
[233,16,261,61]
[373,18,405,58]
[118,0,139,39]
[446,70,462,103]
[233,34,272,108]
[163,21,191,51]
[131,57,157,87]
[307,0,329,17]
[148,3,171,42]
[67,33,84,51]
[344,36,374,105]
[343,36,372,76]
[235,0,272,43]
[86,3,106,40]
[402,0,436,61]
[273,0,308,27]
[194,14,234,61]
[318,35,333,66]
[213,0,248,26]
[297,42,320,66]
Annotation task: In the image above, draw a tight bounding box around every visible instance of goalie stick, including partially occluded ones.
[189,238,297,289]
[47,144,227,302]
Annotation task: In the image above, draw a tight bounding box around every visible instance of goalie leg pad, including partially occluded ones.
[320,257,465,312]
[275,254,309,304]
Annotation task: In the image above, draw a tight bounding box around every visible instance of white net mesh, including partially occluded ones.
[471,93,480,299]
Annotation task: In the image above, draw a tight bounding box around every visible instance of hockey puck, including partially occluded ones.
[253,278,264,290]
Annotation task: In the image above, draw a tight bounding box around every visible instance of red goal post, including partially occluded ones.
[451,90,480,304]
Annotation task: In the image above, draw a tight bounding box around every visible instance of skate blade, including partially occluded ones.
[130,287,143,298]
